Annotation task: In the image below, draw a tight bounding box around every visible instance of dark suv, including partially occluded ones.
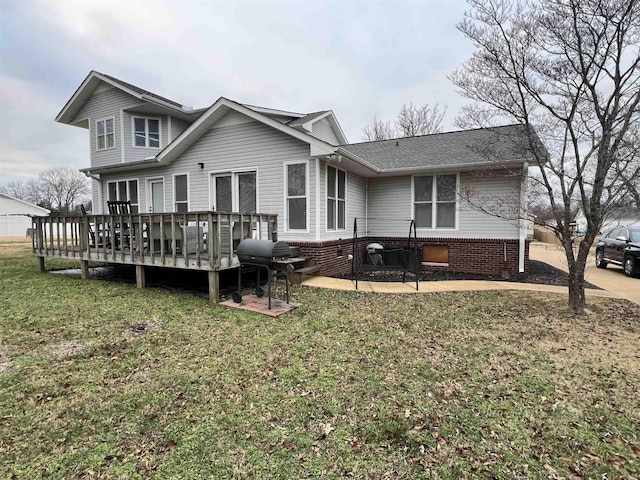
[595,226,640,277]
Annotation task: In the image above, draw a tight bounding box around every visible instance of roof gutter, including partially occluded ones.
[80,158,160,175]
[335,147,382,173]
[376,159,529,175]
[141,94,192,113]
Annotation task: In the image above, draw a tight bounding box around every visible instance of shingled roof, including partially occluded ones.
[341,124,544,171]
[287,110,330,127]
[100,73,184,108]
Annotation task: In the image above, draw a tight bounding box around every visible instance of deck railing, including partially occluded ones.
[32,211,279,271]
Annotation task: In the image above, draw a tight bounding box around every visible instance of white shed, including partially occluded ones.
[0,194,50,237]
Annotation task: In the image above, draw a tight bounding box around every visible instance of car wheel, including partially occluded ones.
[595,249,607,268]
[623,256,638,277]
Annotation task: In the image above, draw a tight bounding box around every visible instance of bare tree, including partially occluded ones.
[38,167,90,214]
[396,103,447,136]
[362,103,447,141]
[450,0,640,314]
[362,115,395,141]
[0,178,50,207]
[0,180,31,200]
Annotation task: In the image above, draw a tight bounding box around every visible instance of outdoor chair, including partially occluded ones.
[80,204,96,247]
[107,200,133,249]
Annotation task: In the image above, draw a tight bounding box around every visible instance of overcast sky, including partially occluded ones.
[0,0,475,185]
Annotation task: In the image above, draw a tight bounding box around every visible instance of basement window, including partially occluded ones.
[422,245,449,265]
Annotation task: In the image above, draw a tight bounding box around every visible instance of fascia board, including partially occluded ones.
[335,147,382,173]
[55,71,101,123]
[80,158,160,175]
[303,111,348,145]
[377,160,528,175]
[56,71,189,124]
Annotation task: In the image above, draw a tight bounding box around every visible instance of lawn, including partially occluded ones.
[1,242,639,479]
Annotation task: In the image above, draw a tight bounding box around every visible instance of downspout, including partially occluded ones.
[83,171,103,214]
[519,161,529,273]
[315,158,321,241]
[365,177,368,236]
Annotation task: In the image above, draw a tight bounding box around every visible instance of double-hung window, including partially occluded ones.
[286,162,307,230]
[174,174,189,212]
[133,117,161,148]
[327,166,346,230]
[96,118,115,150]
[414,174,457,229]
[107,180,139,213]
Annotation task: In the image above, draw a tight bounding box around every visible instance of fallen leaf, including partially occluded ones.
[321,423,334,436]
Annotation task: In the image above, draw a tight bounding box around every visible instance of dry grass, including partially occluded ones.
[1,245,639,479]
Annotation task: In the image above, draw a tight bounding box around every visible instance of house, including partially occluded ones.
[53,70,545,279]
[0,194,50,237]
[575,205,640,234]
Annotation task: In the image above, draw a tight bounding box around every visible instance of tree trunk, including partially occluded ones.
[567,260,587,314]
[565,230,598,315]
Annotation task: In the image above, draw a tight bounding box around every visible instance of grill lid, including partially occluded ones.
[237,239,291,265]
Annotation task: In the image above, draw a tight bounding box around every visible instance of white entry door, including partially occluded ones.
[147,178,165,212]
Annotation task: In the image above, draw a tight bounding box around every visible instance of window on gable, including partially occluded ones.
[414,174,457,229]
[96,118,115,150]
[107,180,139,213]
[286,163,307,230]
[174,174,188,212]
[133,117,160,148]
[327,166,346,230]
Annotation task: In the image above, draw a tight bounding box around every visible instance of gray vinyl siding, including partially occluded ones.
[72,86,144,168]
[318,159,366,240]
[311,118,339,145]
[367,171,520,238]
[367,177,413,236]
[98,121,316,240]
[91,179,100,214]
[122,113,169,162]
[170,117,190,142]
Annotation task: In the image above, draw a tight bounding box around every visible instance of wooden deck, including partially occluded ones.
[32,211,279,301]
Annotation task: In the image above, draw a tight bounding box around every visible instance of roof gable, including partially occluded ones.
[56,71,194,125]
[155,97,337,166]
[287,110,348,145]
[0,194,50,215]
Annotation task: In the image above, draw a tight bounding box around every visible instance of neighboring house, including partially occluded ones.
[0,194,50,237]
[575,205,640,234]
[55,71,545,276]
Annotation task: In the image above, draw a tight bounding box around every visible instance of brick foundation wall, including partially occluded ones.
[290,238,369,277]
[289,237,530,278]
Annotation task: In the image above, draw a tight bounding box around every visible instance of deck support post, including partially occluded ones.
[208,270,219,302]
[136,265,146,289]
[80,260,89,279]
[37,256,45,272]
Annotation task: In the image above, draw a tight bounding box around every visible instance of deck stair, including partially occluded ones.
[284,247,322,284]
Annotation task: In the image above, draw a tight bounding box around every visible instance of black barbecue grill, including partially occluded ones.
[234,239,291,309]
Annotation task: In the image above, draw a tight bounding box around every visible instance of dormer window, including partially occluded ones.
[96,117,115,150]
[133,117,161,148]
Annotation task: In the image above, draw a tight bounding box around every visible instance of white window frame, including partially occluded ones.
[284,160,309,232]
[173,173,190,213]
[326,164,347,231]
[208,168,259,213]
[132,116,162,149]
[96,116,115,151]
[106,178,140,213]
[412,173,459,231]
